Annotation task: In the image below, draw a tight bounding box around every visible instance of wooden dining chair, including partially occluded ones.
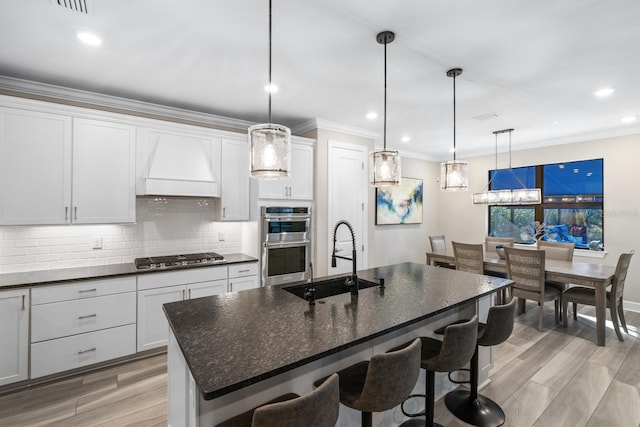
[537,240,575,315]
[429,235,456,269]
[505,247,561,331]
[452,241,484,275]
[562,251,634,341]
[484,237,515,252]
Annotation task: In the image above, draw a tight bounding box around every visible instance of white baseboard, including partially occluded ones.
[624,300,640,313]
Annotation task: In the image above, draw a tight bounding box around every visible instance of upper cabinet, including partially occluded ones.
[216,137,250,221]
[136,127,221,198]
[0,108,135,225]
[258,141,314,200]
[72,118,136,224]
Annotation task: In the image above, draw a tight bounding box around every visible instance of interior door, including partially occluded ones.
[328,141,368,275]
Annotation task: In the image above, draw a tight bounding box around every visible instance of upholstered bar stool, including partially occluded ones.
[314,338,421,427]
[444,298,517,427]
[398,315,479,427]
[215,373,339,427]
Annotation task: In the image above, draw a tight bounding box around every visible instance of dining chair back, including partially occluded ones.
[537,240,575,261]
[429,235,447,251]
[563,251,634,342]
[485,236,515,252]
[452,241,484,275]
[505,247,561,331]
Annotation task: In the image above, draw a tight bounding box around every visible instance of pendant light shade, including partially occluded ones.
[472,128,542,205]
[249,0,291,179]
[440,68,469,191]
[369,30,401,187]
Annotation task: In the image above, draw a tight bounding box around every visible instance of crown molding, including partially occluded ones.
[292,118,378,139]
[0,75,255,131]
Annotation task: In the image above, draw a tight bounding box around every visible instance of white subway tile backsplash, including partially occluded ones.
[0,198,244,273]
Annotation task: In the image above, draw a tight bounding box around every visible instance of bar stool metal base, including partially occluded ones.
[399,418,443,427]
[444,389,505,427]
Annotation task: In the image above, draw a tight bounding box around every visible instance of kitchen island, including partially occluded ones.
[164,262,512,426]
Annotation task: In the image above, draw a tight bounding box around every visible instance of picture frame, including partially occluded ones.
[375,177,423,225]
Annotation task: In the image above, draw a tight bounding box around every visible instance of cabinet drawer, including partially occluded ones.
[137,266,227,290]
[32,276,136,305]
[228,262,258,278]
[31,324,136,378]
[31,292,136,343]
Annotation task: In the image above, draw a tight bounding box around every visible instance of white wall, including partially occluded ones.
[0,198,242,273]
[370,156,440,267]
[438,133,640,308]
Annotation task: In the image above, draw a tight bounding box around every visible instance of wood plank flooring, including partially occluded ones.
[1,302,639,426]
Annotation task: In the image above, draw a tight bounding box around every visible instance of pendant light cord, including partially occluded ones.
[268,0,272,124]
[452,72,457,161]
[383,38,387,151]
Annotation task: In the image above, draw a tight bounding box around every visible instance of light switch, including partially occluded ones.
[92,237,103,249]
[218,232,225,241]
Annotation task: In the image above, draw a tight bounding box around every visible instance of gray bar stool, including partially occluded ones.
[314,338,421,427]
[215,373,339,427]
[398,315,479,427]
[444,298,517,427]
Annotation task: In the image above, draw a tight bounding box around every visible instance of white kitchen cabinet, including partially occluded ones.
[215,137,250,221]
[136,126,221,197]
[0,107,72,225]
[30,277,137,378]
[0,289,29,386]
[258,141,314,200]
[228,262,259,292]
[137,266,228,351]
[72,118,136,223]
[0,106,135,225]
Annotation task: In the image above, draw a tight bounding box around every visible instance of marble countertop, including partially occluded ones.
[0,253,258,289]
[163,262,512,400]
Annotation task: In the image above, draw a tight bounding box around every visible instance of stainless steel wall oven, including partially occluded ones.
[261,206,311,286]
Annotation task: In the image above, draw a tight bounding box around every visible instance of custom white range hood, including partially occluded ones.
[136,128,221,198]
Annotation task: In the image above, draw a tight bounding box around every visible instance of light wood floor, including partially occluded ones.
[1,303,639,427]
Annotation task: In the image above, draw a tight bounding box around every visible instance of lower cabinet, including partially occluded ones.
[137,266,229,352]
[30,277,137,379]
[228,263,259,293]
[0,289,29,386]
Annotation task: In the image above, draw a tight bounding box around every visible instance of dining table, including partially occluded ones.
[426,248,616,346]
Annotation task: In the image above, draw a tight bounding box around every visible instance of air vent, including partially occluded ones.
[52,0,90,14]
[472,112,500,121]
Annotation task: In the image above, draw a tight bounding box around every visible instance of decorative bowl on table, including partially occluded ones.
[495,245,506,259]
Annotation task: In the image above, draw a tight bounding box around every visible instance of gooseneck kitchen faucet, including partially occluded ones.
[331,220,359,296]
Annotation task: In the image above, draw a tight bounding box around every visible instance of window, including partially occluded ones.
[488,159,603,249]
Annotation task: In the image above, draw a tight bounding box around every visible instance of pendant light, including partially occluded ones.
[369,31,401,187]
[472,128,541,204]
[248,0,291,179]
[440,68,469,191]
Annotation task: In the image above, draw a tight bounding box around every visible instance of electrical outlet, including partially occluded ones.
[218,232,225,241]
[92,237,103,249]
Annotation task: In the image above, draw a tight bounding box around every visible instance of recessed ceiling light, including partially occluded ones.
[621,116,637,124]
[366,112,378,120]
[76,31,102,46]
[593,87,615,98]
[552,121,558,125]
[264,84,279,93]
[401,136,410,143]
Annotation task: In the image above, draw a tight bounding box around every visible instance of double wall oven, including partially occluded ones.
[261,206,311,286]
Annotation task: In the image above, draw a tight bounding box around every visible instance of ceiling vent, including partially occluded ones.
[52,0,91,14]
[473,112,500,121]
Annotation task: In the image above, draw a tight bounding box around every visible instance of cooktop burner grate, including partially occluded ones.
[134,252,224,269]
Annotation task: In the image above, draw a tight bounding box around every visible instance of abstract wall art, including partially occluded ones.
[375,177,423,225]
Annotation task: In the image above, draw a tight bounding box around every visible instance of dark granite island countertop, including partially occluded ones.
[163,262,512,401]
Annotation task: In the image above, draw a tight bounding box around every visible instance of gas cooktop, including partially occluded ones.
[134,252,225,270]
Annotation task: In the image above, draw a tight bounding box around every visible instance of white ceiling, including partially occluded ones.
[1,0,639,160]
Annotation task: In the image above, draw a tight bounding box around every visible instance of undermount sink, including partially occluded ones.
[284,276,380,300]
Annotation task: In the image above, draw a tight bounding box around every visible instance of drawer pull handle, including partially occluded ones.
[78,314,97,320]
[78,288,97,293]
[78,347,96,355]
[65,206,69,221]
[22,295,26,310]
[238,269,250,273]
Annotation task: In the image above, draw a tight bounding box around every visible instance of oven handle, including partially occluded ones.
[263,214,311,221]
[264,240,311,249]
